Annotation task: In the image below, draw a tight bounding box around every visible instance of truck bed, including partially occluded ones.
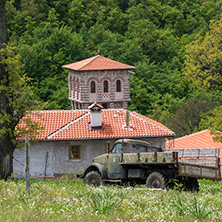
[119,150,221,181]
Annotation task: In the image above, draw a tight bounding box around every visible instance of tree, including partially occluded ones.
[0,0,12,180]
[16,26,88,109]
[184,15,222,91]
[165,97,215,137]
[200,106,222,142]
[0,0,40,179]
[0,43,41,180]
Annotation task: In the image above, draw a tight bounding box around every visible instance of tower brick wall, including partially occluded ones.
[68,69,130,109]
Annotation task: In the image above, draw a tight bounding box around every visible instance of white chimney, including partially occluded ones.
[88,102,103,129]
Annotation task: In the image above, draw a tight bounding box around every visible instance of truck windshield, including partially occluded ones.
[111,143,122,154]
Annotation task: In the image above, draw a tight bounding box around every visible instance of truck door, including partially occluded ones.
[107,143,124,179]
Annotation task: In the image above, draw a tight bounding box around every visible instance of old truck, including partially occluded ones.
[83,139,221,191]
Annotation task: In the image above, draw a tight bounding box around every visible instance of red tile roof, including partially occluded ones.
[17,109,175,141]
[166,129,222,150]
[17,110,87,140]
[62,55,136,71]
[166,130,222,170]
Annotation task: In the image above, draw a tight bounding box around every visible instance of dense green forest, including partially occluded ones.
[5,0,222,137]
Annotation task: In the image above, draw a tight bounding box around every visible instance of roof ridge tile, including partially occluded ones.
[79,55,99,70]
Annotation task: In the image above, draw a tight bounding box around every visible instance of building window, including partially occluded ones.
[90,81,96,93]
[69,145,80,159]
[76,78,79,92]
[116,80,121,92]
[70,76,72,90]
[103,80,109,93]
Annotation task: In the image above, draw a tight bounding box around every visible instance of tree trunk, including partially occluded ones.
[0,139,14,180]
[0,0,15,179]
[0,0,8,50]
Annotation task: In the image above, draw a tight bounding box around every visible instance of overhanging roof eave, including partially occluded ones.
[33,134,176,142]
[62,67,136,71]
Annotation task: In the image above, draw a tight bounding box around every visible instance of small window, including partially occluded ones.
[102,103,108,109]
[90,81,96,93]
[103,80,109,93]
[116,80,121,92]
[111,143,122,154]
[69,145,80,159]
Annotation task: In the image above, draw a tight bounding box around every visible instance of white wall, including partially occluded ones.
[13,140,115,178]
[13,137,165,178]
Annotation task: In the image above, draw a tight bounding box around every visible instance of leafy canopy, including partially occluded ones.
[0,43,43,143]
[184,15,222,91]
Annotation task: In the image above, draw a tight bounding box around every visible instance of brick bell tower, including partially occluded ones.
[62,55,135,109]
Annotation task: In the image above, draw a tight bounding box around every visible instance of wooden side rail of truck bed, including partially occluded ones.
[120,151,179,163]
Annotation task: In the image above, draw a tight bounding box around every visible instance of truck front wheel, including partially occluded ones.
[83,171,102,186]
[146,172,166,189]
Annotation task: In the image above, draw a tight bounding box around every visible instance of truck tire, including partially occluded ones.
[83,171,102,186]
[146,172,166,189]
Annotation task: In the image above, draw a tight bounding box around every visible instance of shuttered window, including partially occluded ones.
[69,145,80,159]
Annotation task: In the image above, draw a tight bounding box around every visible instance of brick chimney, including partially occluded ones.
[88,102,103,129]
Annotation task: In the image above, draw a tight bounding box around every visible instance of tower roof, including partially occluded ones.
[62,55,136,71]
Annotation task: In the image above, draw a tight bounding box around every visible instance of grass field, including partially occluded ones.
[0,178,222,222]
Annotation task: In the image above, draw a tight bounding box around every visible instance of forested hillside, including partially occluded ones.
[5,0,222,137]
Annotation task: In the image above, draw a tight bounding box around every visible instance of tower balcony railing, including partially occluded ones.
[102,93,110,100]
[89,93,98,101]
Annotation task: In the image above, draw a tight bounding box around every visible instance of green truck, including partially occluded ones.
[83,139,221,191]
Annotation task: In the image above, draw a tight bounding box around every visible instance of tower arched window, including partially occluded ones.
[116,80,121,92]
[70,76,72,90]
[103,80,109,93]
[90,81,96,93]
[76,78,79,91]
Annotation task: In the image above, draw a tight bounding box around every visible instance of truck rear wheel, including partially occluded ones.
[83,171,102,186]
[184,178,199,192]
[146,172,166,189]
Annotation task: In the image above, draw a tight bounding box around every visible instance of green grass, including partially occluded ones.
[0,179,222,221]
